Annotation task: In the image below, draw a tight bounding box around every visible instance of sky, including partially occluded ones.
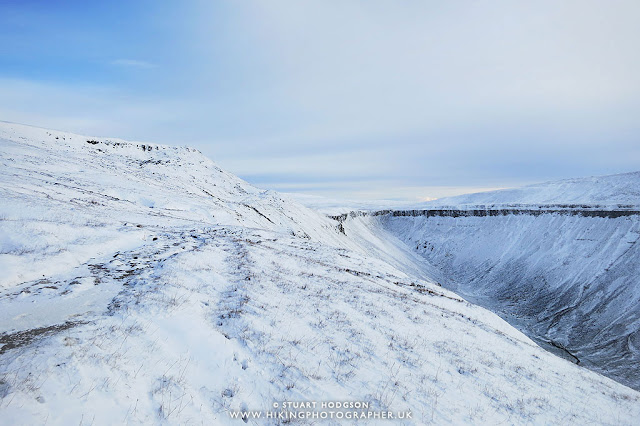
[1,0,639,201]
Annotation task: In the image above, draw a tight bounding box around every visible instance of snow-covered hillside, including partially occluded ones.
[339,172,640,392]
[1,122,639,425]
[371,212,640,389]
[425,172,640,207]
[0,122,348,290]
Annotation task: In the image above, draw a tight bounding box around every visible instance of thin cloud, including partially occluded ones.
[110,59,157,69]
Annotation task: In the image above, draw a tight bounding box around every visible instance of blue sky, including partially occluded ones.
[1,0,639,200]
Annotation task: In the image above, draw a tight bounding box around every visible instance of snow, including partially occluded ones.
[1,121,639,425]
[287,193,420,215]
[343,173,640,391]
[424,172,640,207]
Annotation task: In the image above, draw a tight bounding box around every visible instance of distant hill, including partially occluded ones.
[426,172,640,207]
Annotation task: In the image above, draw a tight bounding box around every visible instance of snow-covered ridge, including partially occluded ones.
[1,122,639,424]
[424,171,640,207]
[0,122,350,289]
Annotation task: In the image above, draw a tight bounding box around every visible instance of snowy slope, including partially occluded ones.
[374,213,640,389]
[1,122,639,425]
[425,172,640,207]
[345,173,640,391]
[0,122,349,290]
